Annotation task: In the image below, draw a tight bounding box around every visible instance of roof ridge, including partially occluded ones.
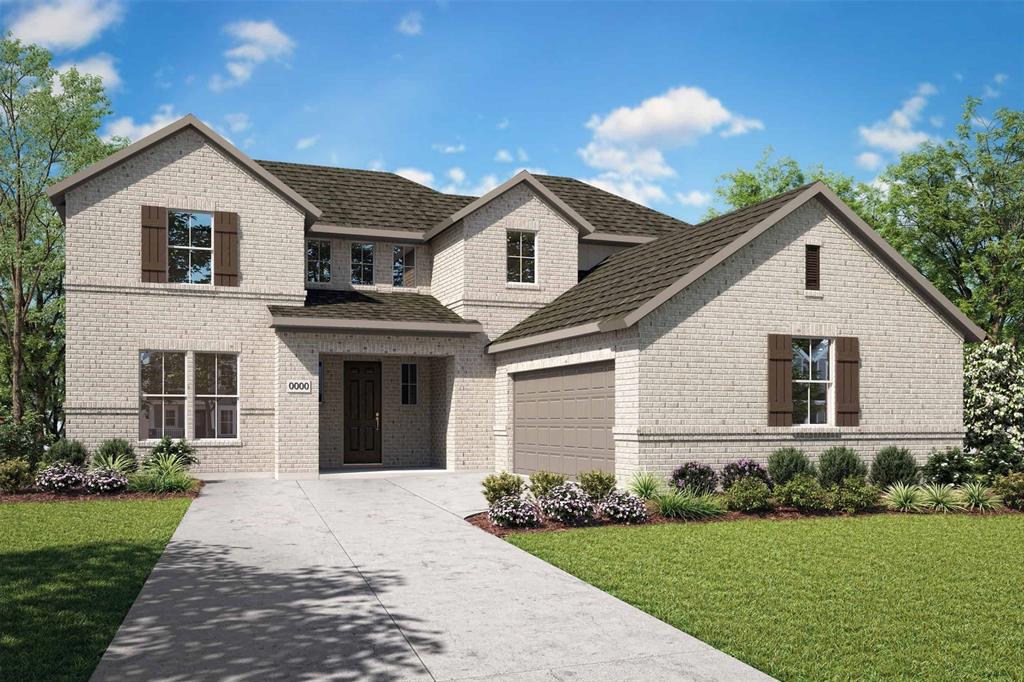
[695,182,818,227]
[534,174,692,230]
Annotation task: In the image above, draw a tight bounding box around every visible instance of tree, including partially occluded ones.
[0,37,112,424]
[880,99,1024,343]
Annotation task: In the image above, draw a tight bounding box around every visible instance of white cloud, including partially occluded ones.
[433,142,465,154]
[516,147,529,162]
[296,135,319,150]
[224,113,251,133]
[585,175,667,206]
[721,115,765,138]
[103,104,179,142]
[470,174,500,195]
[494,149,514,162]
[513,167,548,176]
[953,72,964,82]
[395,167,435,187]
[855,152,883,171]
[983,84,1001,98]
[929,115,944,128]
[994,73,1009,85]
[56,53,121,91]
[369,158,385,171]
[210,20,295,92]
[8,0,123,51]
[446,167,466,184]
[396,11,423,36]
[858,83,936,154]
[675,190,712,207]
[579,142,674,179]
[497,118,510,130]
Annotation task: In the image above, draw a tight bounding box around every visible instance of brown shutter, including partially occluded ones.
[805,244,820,290]
[141,206,167,283]
[213,211,240,286]
[767,334,793,426]
[835,337,860,426]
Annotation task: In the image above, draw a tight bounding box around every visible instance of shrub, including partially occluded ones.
[0,458,34,493]
[773,473,828,512]
[654,490,724,520]
[539,482,595,525]
[670,462,719,495]
[527,471,565,499]
[127,471,195,493]
[818,447,867,488]
[993,472,1024,510]
[919,483,966,513]
[142,451,192,478]
[970,437,1024,484]
[42,439,89,467]
[964,342,1024,455]
[599,489,648,524]
[578,470,617,502]
[883,482,925,513]
[629,471,664,500]
[146,436,197,468]
[482,471,525,505]
[922,447,975,485]
[488,496,541,528]
[721,459,771,490]
[767,448,814,486]
[870,447,919,488]
[959,482,1003,513]
[94,439,137,472]
[0,410,46,465]
[724,478,773,513]
[83,469,129,495]
[825,476,880,513]
[35,462,87,493]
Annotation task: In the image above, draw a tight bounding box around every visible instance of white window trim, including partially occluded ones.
[194,353,240,440]
[506,229,538,287]
[351,242,375,285]
[139,350,188,441]
[306,239,332,284]
[168,209,215,286]
[791,337,835,427]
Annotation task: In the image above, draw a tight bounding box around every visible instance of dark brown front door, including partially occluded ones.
[344,361,382,464]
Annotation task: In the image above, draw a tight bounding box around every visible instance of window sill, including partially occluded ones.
[138,438,242,448]
[506,282,540,290]
[804,289,824,299]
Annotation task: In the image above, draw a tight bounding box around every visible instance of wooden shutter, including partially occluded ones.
[213,211,240,286]
[767,334,793,426]
[141,205,167,283]
[835,337,860,426]
[805,244,820,290]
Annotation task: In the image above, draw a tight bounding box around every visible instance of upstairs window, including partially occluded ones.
[351,243,374,285]
[168,211,213,284]
[792,338,831,425]
[195,353,239,439]
[805,244,821,291]
[393,246,416,287]
[307,239,332,283]
[507,231,536,283]
[140,351,186,439]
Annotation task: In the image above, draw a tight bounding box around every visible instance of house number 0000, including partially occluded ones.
[287,380,312,393]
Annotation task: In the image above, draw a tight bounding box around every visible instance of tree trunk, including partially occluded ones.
[10,263,23,422]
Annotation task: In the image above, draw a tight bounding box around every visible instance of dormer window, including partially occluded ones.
[168,210,213,284]
[351,243,374,285]
[507,231,536,284]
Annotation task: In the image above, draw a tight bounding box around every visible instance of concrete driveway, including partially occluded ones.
[93,472,772,681]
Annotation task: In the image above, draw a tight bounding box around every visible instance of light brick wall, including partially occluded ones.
[305,238,433,294]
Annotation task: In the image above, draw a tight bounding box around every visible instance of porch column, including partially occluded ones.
[274,333,320,479]
[444,345,495,470]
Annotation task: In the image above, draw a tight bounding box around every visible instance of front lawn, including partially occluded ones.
[509,514,1024,681]
[0,499,191,682]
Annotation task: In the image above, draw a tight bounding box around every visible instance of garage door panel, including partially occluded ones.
[513,361,614,477]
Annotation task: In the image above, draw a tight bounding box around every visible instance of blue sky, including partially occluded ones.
[4,0,1021,221]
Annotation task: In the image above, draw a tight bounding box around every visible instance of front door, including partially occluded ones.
[344,361,382,464]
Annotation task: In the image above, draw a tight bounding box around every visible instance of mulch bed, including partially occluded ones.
[0,482,203,505]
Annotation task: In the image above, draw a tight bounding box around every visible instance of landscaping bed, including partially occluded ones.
[0,484,201,505]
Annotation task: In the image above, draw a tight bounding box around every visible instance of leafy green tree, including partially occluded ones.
[0,37,113,426]
[880,99,1024,343]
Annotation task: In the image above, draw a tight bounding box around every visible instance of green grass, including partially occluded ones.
[509,515,1024,681]
[0,499,191,682]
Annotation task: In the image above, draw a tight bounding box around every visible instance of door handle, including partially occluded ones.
[375,412,380,430]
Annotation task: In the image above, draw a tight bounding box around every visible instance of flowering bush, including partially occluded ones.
[964,342,1024,455]
[35,462,87,493]
[539,482,595,525]
[721,459,771,490]
[84,468,129,494]
[488,496,541,528]
[599,489,648,524]
[970,438,1024,484]
[670,462,718,494]
[922,447,975,485]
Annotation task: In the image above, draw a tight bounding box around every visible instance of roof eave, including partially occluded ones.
[270,315,484,335]
[487,317,627,354]
[308,223,426,243]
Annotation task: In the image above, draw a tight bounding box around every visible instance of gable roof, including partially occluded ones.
[489,182,985,353]
[47,114,321,223]
[268,289,482,334]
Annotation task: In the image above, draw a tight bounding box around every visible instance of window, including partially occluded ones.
[307,239,331,283]
[140,351,186,439]
[792,338,831,425]
[805,244,821,291]
[168,210,213,284]
[194,353,239,439]
[393,246,416,287]
[401,363,418,405]
[351,243,374,285]
[506,231,536,283]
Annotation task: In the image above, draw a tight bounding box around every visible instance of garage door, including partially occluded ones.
[513,361,615,477]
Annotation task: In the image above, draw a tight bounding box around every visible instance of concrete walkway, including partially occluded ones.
[93,472,772,681]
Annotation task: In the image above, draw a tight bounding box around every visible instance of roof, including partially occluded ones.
[269,289,483,334]
[490,182,986,352]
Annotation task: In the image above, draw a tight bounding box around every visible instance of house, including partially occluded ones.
[47,114,985,480]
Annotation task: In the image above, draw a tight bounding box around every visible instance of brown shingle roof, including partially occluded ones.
[494,184,814,344]
[269,289,474,324]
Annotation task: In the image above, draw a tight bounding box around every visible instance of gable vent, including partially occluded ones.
[805,244,820,291]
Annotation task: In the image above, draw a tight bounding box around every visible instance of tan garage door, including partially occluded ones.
[513,361,615,477]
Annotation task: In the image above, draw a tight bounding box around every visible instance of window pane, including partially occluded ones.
[163,398,186,439]
[218,398,238,438]
[306,241,320,260]
[792,385,809,425]
[521,233,535,257]
[408,384,417,405]
[811,339,830,381]
[140,398,162,439]
[168,212,190,247]
[217,355,238,395]
[195,353,216,395]
[792,339,810,381]
[168,248,190,283]
[320,260,331,282]
[401,385,410,405]
[408,363,417,383]
[809,383,828,424]
[522,258,535,283]
[307,260,318,282]
[405,249,415,268]
[507,257,520,282]
[401,363,410,384]
[164,352,185,394]
[392,246,405,287]
[190,249,212,284]
[507,232,521,257]
[195,397,216,439]
[140,351,161,394]
[191,212,212,248]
